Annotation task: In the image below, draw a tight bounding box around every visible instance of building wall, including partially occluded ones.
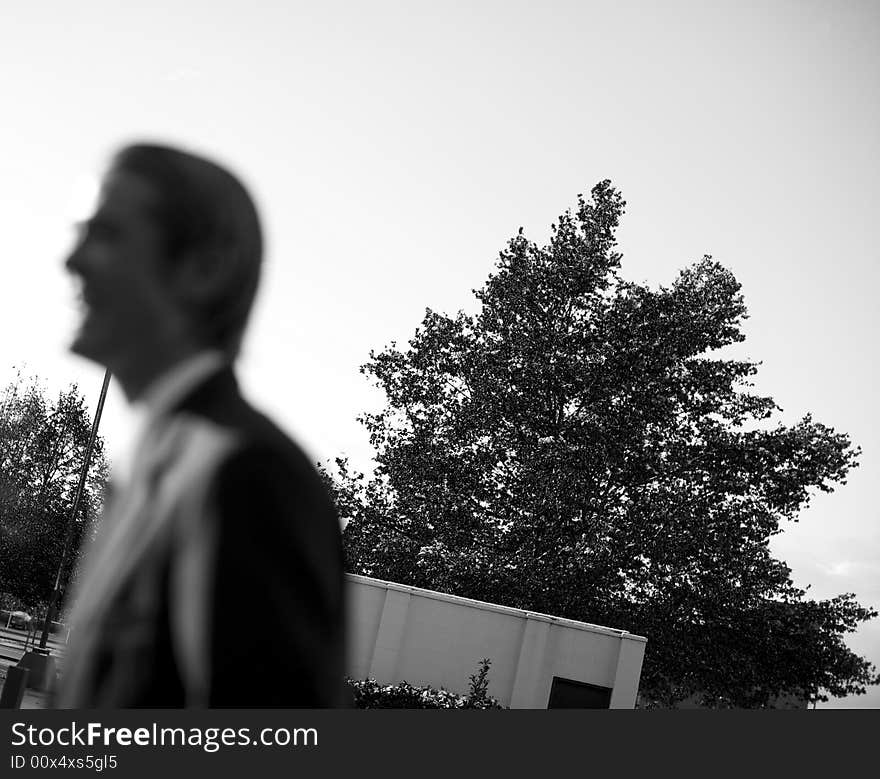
[345,573,647,709]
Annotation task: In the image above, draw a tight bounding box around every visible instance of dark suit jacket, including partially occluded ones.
[58,367,346,708]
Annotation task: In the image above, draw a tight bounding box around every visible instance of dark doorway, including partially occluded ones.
[547,676,612,708]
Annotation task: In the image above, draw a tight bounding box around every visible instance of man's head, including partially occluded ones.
[66,143,263,389]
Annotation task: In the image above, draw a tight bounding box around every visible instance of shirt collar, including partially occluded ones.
[132,350,227,424]
[110,350,225,490]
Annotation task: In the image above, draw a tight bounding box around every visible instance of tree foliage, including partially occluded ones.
[328,181,878,707]
[0,372,108,612]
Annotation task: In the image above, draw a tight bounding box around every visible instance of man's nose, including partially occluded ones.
[64,239,87,275]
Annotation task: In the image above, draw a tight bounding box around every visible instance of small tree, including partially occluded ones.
[0,372,108,613]
[464,658,494,709]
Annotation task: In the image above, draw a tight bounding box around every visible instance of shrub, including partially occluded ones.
[346,658,504,709]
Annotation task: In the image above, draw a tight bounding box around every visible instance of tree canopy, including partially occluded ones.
[328,181,878,707]
[0,372,108,613]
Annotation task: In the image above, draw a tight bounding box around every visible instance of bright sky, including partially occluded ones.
[1,0,877,707]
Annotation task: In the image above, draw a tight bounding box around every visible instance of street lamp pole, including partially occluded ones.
[37,368,111,650]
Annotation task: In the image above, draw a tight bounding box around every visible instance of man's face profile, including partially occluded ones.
[65,169,180,368]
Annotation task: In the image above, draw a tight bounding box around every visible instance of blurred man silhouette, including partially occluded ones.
[57,143,346,707]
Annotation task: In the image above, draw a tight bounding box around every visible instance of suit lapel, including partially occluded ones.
[68,419,188,631]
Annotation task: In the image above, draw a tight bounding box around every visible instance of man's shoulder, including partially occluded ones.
[162,367,338,529]
[215,414,322,492]
[161,402,339,558]
[171,366,318,476]
[169,412,320,500]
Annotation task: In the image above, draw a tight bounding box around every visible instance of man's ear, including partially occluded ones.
[171,247,231,307]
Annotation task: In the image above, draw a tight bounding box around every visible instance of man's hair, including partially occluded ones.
[111,143,263,359]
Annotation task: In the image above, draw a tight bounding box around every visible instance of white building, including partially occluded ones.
[346,573,647,708]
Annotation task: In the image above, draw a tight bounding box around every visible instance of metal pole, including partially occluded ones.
[38,369,111,650]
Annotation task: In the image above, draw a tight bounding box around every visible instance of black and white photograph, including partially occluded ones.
[0,0,877,767]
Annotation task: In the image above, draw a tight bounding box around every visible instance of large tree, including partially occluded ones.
[329,181,878,708]
[0,373,108,613]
